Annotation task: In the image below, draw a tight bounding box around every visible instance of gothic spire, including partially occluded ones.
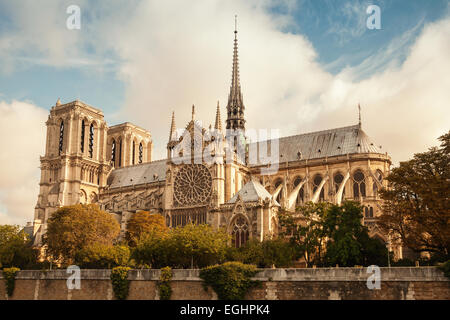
[215,101,222,131]
[169,111,176,141]
[192,104,195,121]
[358,103,362,128]
[226,15,246,131]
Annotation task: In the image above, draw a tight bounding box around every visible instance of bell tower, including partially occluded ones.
[33,99,110,245]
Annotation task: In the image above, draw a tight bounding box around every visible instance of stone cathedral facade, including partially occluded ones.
[32,27,397,256]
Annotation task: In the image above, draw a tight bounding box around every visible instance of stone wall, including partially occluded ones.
[0,267,448,300]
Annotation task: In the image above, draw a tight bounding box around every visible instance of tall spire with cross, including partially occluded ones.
[225,15,246,132]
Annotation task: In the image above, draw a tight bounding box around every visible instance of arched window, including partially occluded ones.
[373,170,383,197]
[139,142,143,164]
[80,120,85,153]
[274,179,283,203]
[118,139,122,167]
[293,176,304,206]
[132,141,136,165]
[369,206,374,218]
[334,173,345,202]
[353,170,366,199]
[313,174,325,201]
[232,216,249,248]
[58,120,64,155]
[111,139,116,167]
[88,123,94,158]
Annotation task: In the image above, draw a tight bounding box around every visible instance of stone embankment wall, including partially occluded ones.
[0,267,448,300]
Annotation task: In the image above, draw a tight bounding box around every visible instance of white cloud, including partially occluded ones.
[0,100,47,225]
[0,0,449,224]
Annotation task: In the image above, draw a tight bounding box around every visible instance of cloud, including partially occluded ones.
[0,100,47,225]
[0,0,449,225]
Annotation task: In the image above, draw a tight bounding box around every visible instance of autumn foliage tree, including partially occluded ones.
[44,204,120,265]
[125,211,167,246]
[378,131,450,260]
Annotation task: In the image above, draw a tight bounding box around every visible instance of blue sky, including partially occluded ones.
[0,0,449,225]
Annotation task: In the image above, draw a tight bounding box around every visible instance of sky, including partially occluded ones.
[0,0,449,226]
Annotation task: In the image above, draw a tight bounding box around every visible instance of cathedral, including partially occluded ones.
[31,26,396,256]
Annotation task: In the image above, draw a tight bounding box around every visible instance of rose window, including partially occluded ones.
[173,164,212,206]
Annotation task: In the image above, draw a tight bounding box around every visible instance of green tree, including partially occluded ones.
[74,243,130,269]
[378,131,450,259]
[44,204,120,265]
[125,211,167,246]
[226,238,297,268]
[132,223,229,269]
[323,201,388,267]
[279,202,329,266]
[0,225,38,269]
[167,224,229,268]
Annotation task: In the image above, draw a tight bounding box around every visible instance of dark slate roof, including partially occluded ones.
[249,124,382,165]
[228,179,280,205]
[107,159,166,188]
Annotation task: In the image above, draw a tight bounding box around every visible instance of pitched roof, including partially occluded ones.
[249,124,382,165]
[227,179,279,205]
[107,159,166,188]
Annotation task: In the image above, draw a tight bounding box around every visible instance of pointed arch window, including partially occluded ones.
[80,120,85,153]
[274,179,283,204]
[58,120,64,155]
[373,170,383,197]
[139,142,143,164]
[88,123,94,158]
[118,139,122,167]
[334,173,345,202]
[313,174,325,201]
[293,176,304,206]
[232,216,249,248]
[132,141,136,165]
[353,170,366,199]
[111,139,116,167]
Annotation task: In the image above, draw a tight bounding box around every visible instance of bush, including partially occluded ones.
[391,258,415,267]
[75,244,130,269]
[110,266,131,300]
[199,262,260,300]
[438,260,450,279]
[3,267,20,297]
[158,266,173,300]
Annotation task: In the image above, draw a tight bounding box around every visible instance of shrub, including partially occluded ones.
[3,267,20,297]
[158,266,173,300]
[199,262,260,300]
[438,260,450,279]
[110,266,131,300]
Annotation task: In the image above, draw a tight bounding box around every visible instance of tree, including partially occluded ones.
[74,243,130,269]
[278,202,330,266]
[44,204,120,265]
[132,223,229,269]
[378,131,450,259]
[226,238,297,268]
[323,201,388,267]
[167,224,229,268]
[125,211,167,246]
[0,225,38,269]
